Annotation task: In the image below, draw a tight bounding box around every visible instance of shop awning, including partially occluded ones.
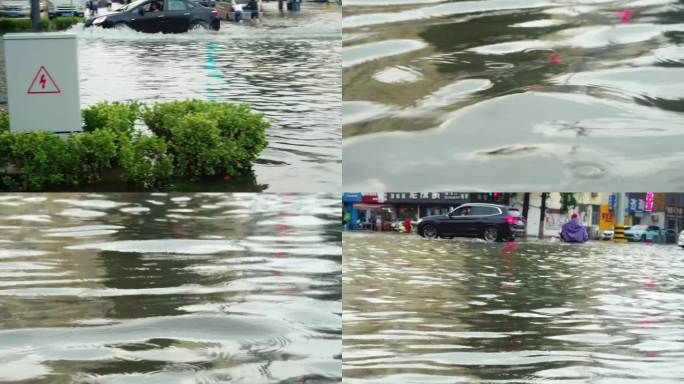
[353,203,392,210]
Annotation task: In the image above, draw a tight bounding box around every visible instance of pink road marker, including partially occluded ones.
[617,9,633,23]
[550,53,561,65]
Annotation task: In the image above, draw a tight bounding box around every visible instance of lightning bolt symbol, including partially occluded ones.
[39,74,46,89]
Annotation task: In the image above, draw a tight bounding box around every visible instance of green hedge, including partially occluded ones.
[0,111,8,132]
[0,17,82,33]
[82,101,141,137]
[143,101,268,180]
[0,100,269,191]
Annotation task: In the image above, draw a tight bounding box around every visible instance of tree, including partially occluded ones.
[539,193,549,239]
[560,193,577,213]
[522,193,530,222]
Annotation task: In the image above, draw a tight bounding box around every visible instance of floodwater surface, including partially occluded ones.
[0,2,341,192]
[0,193,341,383]
[343,232,684,383]
[342,0,684,191]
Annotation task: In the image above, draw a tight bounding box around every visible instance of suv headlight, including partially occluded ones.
[93,16,107,25]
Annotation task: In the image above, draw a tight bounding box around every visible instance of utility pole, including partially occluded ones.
[30,0,41,32]
[613,192,627,243]
[538,193,548,239]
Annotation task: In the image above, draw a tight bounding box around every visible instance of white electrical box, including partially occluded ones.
[3,33,81,134]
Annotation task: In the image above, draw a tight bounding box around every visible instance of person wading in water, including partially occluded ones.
[560,213,589,243]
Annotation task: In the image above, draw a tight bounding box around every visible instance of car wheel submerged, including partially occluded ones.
[191,20,210,30]
[483,226,500,242]
[641,234,647,242]
[422,224,438,239]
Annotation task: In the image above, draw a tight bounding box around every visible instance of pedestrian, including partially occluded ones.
[246,0,260,23]
[560,213,588,243]
[375,216,382,232]
[403,217,412,233]
[231,0,243,23]
[90,0,99,16]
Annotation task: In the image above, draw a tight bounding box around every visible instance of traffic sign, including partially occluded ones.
[27,65,61,94]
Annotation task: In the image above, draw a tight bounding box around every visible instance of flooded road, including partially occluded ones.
[0,193,341,383]
[1,2,341,192]
[342,0,684,191]
[343,232,684,383]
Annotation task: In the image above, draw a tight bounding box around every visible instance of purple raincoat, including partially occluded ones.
[561,218,588,243]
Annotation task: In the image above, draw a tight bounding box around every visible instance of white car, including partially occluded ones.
[601,229,614,240]
[624,225,661,242]
[678,230,684,248]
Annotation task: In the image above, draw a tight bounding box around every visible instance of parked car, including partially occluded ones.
[417,203,525,242]
[678,230,684,248]
[601,229,614,240]
[85,0,220,32]
[0,0,29,17]
[602,226,633,240]
[46,0,86,18]
[624,224,661,242]
[661,228,677,244]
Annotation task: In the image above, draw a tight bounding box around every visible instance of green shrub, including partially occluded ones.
[142,100,209,139]
[142,100,269,154]
[0,18,32,32]
[120,135,174,188]
[6,131,75,191]
[82,101,141,137]
[142,100,268,174]
[0,112,8,132]
[169,113,239,179]
[67,129,119,184]
[51,16,81,31]
[0,99,268,190]
[0,131,13,170]
[0,17,81,32]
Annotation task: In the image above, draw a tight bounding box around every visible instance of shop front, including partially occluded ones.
[353,203,395,231]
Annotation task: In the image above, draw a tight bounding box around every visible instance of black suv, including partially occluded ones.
[85,0,220,33]
[417,203,525,242]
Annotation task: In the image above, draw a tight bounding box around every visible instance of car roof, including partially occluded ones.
[458,203,509,209]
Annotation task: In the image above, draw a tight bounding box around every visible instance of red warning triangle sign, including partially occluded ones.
[27,65,61,94]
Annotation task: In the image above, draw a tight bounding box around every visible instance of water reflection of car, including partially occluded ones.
[624,224,661,242]
[417,203,525,242]
[85,0,220,32]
